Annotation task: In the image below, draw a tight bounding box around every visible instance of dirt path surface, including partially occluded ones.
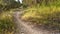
[13,10,60,34]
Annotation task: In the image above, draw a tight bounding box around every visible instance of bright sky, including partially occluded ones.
[15,0,23,3]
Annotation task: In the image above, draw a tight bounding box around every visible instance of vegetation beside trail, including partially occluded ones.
[0,0,21,34]
[0,11,16,34]
[21,0,60,31]
[21,6,60,31]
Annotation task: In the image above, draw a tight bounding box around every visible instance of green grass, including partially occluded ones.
[21,6,60,30]
[0,11,15,34]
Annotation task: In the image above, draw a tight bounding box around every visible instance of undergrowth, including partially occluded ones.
[21,6,60,31]
[0,11,15,34]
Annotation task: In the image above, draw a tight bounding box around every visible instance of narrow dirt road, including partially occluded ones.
[13,10,60,34]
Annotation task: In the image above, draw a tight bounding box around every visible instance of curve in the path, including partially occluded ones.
[13,11,60,34]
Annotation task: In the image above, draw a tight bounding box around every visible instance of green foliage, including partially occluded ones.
[0,0,21,11]
[0,12,15,34]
